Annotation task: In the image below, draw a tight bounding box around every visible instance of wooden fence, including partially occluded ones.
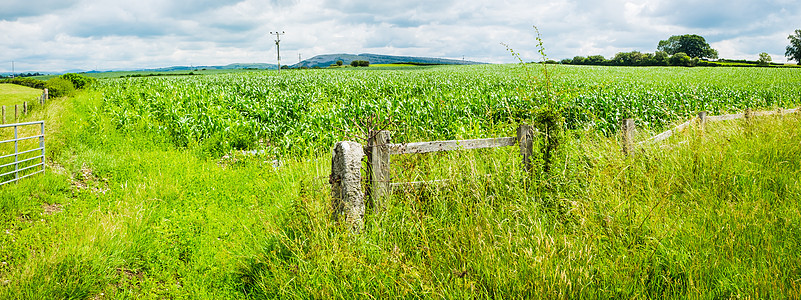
[329,124,534,232]
[622,107,799,152]
[1,88,47,124]
[330,107,799,232]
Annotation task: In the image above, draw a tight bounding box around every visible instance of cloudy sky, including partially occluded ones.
[1,0,799,73]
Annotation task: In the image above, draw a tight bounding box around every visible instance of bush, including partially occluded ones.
[45,78,76,97]
[350,60,370,67]
[669,52,694,67]
[59,73,96,89]
[0,77,45,89]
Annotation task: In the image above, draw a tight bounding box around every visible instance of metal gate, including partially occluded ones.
[0,121,45,186]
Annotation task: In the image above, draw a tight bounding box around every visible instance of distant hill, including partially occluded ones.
[292,53,485,68]
[142,63,278,72]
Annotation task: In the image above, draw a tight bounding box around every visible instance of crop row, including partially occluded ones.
[95,65,801,156]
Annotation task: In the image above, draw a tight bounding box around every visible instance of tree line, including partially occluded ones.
[557,32,801,67]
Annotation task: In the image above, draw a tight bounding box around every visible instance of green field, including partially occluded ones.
[1,65,800,298]
[0,84,42,108]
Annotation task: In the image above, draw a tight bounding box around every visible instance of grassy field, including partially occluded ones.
[0,84,42,108]
[1,65,800,298]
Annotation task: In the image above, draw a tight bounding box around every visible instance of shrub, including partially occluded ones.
[669,52,694,67]
[45,77,76,97]
[1,77,45,89]
[59,73,96,89]
[350,60,370,67]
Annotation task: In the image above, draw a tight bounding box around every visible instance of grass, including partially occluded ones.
[0,84,42,108]
[0,85,799,298]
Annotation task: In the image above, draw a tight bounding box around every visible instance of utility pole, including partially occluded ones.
[270,31,284,72]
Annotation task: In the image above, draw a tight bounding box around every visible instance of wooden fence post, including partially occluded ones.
[697,111,708,133]
[621,118,635,155]
[1,106,5,124]
[367,130,391,208]
[330,141,366,233]
[517,124,533,171]
[43,88,48,105]
[23,101,27,115]
[14,105,18,122]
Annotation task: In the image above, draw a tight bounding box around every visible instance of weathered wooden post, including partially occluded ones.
[43,88,48,104]
[1,106,5,124]
[621,118,635,155]
[23,101,27,115]
[697,111,708,133]
[517,124,533,172]
[330,141,366,232]
[367,130,391,208]
[14,105,18,122]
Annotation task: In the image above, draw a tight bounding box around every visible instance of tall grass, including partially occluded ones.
[2,88,798,298]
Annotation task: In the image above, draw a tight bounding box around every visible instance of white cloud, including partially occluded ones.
[1,0,799,72]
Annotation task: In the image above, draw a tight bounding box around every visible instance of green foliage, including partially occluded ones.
[585,55,607,65]
[669,52,695,67]
[658,34,719,59]
[350,60,370,67]
[59,73,96,89]
[336,60,343,66]
[4,89,801,298]
[0,77,45,89]
[786,29,801,64]
[757,52,772,65]
[45,77,75,97]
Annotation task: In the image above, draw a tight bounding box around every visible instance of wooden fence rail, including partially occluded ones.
[626,107,799,151]
[332,106,799,232]
[331,124,534,231]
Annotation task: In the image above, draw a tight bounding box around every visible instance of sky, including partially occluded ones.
[1,0,800,73]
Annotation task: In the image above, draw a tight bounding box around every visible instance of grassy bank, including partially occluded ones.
[0,89,799,298]
[0,84,42,108]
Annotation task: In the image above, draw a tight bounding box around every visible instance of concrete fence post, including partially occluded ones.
[330,141,366,233]
[697,111,708,133]
[621,118,635,155]
[367,130,391,209]
[517,124,533,172]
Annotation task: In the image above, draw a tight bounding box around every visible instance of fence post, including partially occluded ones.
[1,106,5,124]
[23,101,27,115]
[367,130,391,209]
[330,141,366,233]
[621,118,635,155]
[517,124,533,172]
[14,105,18,122]
[697,111,708,133]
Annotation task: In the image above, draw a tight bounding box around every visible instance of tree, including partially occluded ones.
[585,55,607,65]
[786,29,801,64]
[336,60,343,66]
[669,52,694,67]
[658,34,719,59]
[757,52,772,65]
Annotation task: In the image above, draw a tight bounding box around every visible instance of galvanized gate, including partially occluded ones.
[0,121,45,185]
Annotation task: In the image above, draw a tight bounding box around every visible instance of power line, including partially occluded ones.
[270,31,285,72]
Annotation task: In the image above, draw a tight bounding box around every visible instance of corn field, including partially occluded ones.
[96,64,801,156]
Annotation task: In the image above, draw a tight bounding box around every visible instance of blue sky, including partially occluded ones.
[1,0,799,73]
